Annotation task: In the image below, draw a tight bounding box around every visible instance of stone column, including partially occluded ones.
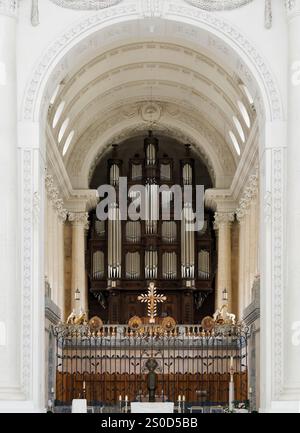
[0,1,21,403]
[284,0,300,400]
[69,212,89,314]
[237,212,246,320]
[214,212,235,311]
[57,204,67,321]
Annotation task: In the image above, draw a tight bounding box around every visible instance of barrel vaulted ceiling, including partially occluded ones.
[48,36,256,189]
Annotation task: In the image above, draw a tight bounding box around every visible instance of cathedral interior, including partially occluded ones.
[2,0,299,415]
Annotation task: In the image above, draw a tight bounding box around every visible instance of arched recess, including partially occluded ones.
[18,1,285,412]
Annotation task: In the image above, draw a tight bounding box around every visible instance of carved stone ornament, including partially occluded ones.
[184,0,254,11]
[49,0,122,9]
[0,0,18,17]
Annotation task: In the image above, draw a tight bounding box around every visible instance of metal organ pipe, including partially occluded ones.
[146,143,156,166]
[110,164,120,186]
[181,205,195,279]
[108,203,121,279]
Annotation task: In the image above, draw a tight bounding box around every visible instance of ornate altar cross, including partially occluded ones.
[138,282,167,324]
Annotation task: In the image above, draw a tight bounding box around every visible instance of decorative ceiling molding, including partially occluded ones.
[49,0,123,10]
[66,100,235,188]
[183,0,254,11]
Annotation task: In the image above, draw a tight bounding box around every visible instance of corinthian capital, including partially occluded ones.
[69,212,89,229]
[0,0,18,18]
[214,211,235,230]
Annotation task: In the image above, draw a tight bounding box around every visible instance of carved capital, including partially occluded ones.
[214,211,235,230]
[0,0,18,17]
[69,212,89,230]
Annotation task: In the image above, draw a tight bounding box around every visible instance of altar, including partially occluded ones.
[131,402,174,413]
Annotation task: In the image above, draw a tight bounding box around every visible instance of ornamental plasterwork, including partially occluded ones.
[68,101,234,183]
[236,171,259,221]
[214,211,235,230]
[45,174,68,221]
[285,0,296,10]
[184,0,253,11]
[49,0,122,9]
[22,2,283,123]
[0,0,18,17]
[68,212,90,229]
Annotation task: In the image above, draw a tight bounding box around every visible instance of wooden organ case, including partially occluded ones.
[87,133,216,324]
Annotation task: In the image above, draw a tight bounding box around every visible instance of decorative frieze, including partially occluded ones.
[0,0,18,17]
[45,174,68,222]
[49,0,122,9]
[183,0,254,11]
[264,0,272,29]
[236,171,259,221]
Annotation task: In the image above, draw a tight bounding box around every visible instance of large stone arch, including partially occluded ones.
[18,0,286,411]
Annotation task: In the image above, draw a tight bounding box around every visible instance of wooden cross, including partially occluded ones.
[138,282,167,324]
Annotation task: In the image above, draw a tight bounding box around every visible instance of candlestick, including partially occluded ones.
[178,395,182,413]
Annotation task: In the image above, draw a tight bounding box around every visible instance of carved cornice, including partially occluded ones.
[236,170,259,221]
[184,0,254,10]
[0,0,18,17]
[204,188,236,211]
[45,174,68,222]
[49,0,122,9]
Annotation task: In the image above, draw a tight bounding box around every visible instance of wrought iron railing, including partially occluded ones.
[53,324,248,407]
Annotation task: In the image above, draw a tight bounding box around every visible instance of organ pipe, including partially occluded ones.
[110,164,120,186]
[145,249,158,279]
[126,221,141,243]
[181,204,195,279]
[108,203,121,279]
[183,163,192,185]
[93,251,105,280]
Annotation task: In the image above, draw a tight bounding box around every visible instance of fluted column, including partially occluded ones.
[237,210,246,320]
[0,0,21,402]
[57,205,67,321]
[214,212,235,311]
[69,212,89,314]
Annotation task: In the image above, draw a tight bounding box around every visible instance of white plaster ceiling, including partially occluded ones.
[47,33,256,189]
